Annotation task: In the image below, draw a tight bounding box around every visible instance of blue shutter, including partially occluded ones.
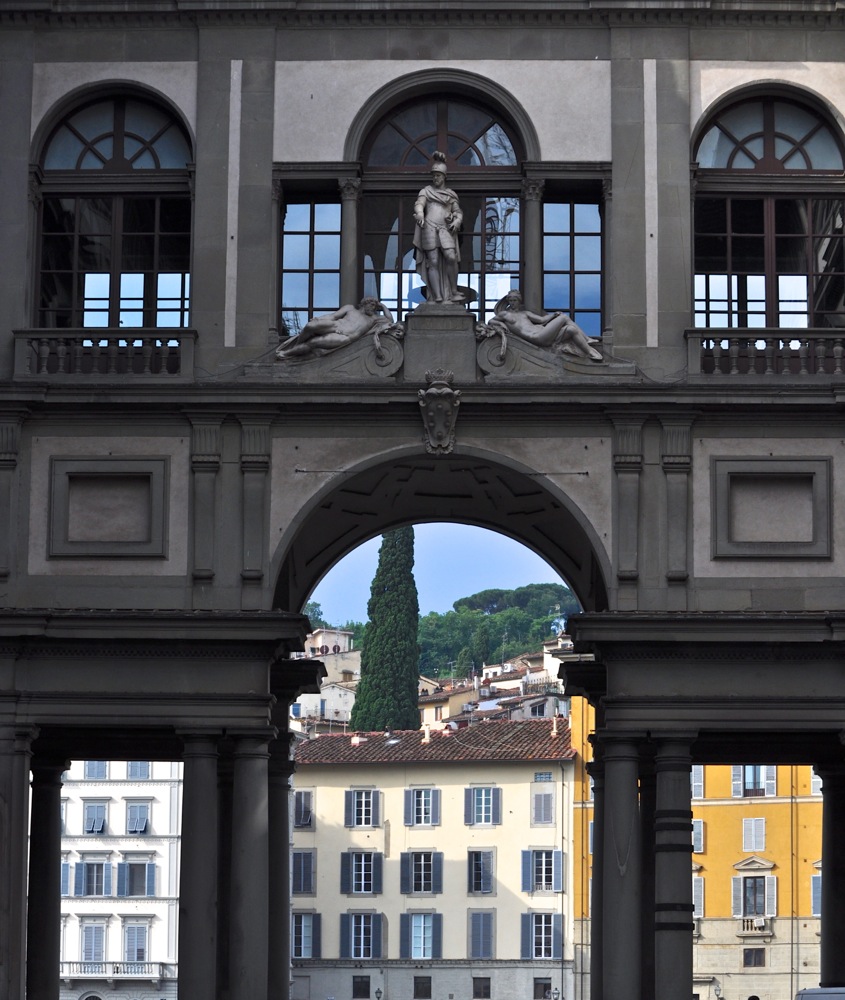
[146,863,156,896]
[553,851,563,892]
[371,913,383,959]
[340,853,351,894]
[117,862,128,897]
[467,853,473,892]
[372,853,383,894]
[471,912,493,959]
[74,863,84,896]
[61,863,69,896]
[431,789,441,825]
[301,852,313,893]
[520,913,532,959]
[491,787,502,825]
[400,913,411,958]
[344,791,353,827]
[404,790,414,825]
[432,853,443,894]
[521,851,532,892]
[400,853,411,894]
[103,863,112,896]
[339,914,350,958]
[371,792,380,827]
[312,914,322,958]
[552,913,563,959]
[432,913,443,959]
[464,788,473,825]
[481,851,493,894]
[470,912,482,957]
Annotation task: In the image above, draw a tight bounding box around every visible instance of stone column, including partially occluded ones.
[653,736,695,1000]
[586,747,605,1000]
[268,736,295,1000]
[179,734,220,999]
[521,177,545,312]
[819,763,845,986]
[601,733,644,1000]
[0,727,36,1000]
[339,177,362,307]
[638,746,656,1000]
[0,417,22,580]
[25,757,67,1000]
[230,733,272,1000]
[217,749,234,1000]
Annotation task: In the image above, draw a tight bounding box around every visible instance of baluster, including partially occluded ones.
[72,339,83,374]
[712,338,724,374]
[107,338,118,374]
[781,339,791,376]
[91,339,102,374]
[37,338,51,374]
[126,338,136,375]
[55,339,68,374]
[165,339,175,375]
[834,338,844,375]
[142,337,153,375]
[747,337,758,375]
[815,337,827,375]
[764,337,775,375]
[729,336,740,375]
[24,338,35,375]
[799,338,809,375]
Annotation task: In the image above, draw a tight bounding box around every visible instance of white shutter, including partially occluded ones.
[692,819,704,853]
[742,817,765,851]
[812,873,822,916]
[731,766,743,797]
[764,765,777,797]
[731,876,743,917]
[692,876,704,918]
[691,764,704,799]
[765,875,777,916]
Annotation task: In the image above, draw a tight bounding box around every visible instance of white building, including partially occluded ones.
[58,759,181,1000]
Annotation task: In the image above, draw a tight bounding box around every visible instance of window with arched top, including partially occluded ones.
[693,95,845,329]
[279,92,605,332]
[36,95,193,329]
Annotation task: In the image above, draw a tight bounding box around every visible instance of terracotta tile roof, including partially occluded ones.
[294,719,575,766]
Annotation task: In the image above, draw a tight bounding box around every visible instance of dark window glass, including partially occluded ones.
[352,975,370,998]
[744,876,766,916]
[473,978,492,1000]
[543,202,603,337]
[414,976,432,999]
[280,201,341,336]
[743,947,766,967]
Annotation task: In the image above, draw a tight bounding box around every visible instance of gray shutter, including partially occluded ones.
[464,788,473,824]
[742,818,753,852]
[692,819,704,853]
[117,862,127,897]
[521,851,532,892]
[693,876,704,918]
[764,765,777,797]
[491,787,502,824]
[481,851,493,894]
[74,863,84,896]
[731,766,743,797]
[400,853,411,894]
[553,850,563,892]
[103,863,112,896]
[552,913,563,958]
[765,875,777,916]
[302,852,313,893]
[467,853,474,892]
[731,876,743,917]
[312,914,322,958]
[145,862,156,896]
[432,853,443,894]
[432,913,443,959]
[372,853,383,894]
[371,913,383,959]
[471,912,492,959]
[520,913,531,959]
[61,863,69,896]
[400,913,411,958]
[404,790,414,826]
[371,792,380,827]
[431,789,441,826]
[344,791,353,827]
[812,874,822,916]
[691,764,704,798]
[340,853,351,894]
[339,914,351,958]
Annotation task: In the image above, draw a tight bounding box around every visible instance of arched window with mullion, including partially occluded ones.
[693,95,845,329]
[37,95,193,330]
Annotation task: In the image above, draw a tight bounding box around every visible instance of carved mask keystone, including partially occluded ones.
[418,368,461,455]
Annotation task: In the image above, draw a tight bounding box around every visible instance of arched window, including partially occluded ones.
[36,94,192,329]
[693,94,845,329]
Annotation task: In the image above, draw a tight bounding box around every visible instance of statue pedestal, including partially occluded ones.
[404,306,477,383]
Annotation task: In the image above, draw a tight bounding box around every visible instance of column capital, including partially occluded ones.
[339,177,362,201]
[521,177,545,202]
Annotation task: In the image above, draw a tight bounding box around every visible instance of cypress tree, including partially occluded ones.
[350,527,421,731]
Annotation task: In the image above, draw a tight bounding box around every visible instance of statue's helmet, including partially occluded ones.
[430,150,448,174]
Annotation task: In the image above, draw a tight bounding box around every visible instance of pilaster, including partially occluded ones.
[239,419,270,609]
[612,417,644,593]
[190,415,224,598]
[521,177,545,313]
[660,417,694,595]
[339,175,362,308]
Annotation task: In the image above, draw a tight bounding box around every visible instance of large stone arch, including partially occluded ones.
[270,446,610,616]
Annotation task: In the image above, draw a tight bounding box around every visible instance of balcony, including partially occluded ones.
[687,329,845,378]
[60,960,177,986]
[14,329,196,383]
[737,916,773,938]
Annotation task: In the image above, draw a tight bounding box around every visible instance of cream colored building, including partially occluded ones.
[292,719,576,1000]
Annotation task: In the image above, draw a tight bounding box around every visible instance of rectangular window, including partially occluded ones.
[522,850,563,892]
[292,851,315,895]
[743,947,766,967]
[293,913,321,959]
[693,875,704,918]
[812,769,823,795]
[543,201,603,338]
[414,976,432,999]
[84,862,105,896]
[412,852,434,893]
[81,922,105,967]
[530,702,546,717]
[124,923,147,964]
[589,820,594,855]
[532,789,554,825]
[412,913,434,959]
[294,790,313,828]
[533,979,552,1000]
[743,817,766,852]
[85,760,107,780]
[812,873,822,917]
[534,851,555,891]
[352,913,374,959]
[534,771,553,782]
[118,860,154,897]
[353,852,374,894]
[533,913,554,959]
[352,975,370,999]
[733,875,777,918]
[346,789,379,828]
[414,788,433,825]
[733,765,776,798]
[470,911,494,959]
[468,850,494,894]
[280,201,341,338]
[744,876,766,916]
[126,761,150,780]
[83,802,107,834]
[126,802,149,834]
[466,786,500,826]
[473,978,492,1000]
[691,764,704,799]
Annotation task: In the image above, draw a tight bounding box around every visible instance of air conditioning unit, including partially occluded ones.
[753,916,767,929]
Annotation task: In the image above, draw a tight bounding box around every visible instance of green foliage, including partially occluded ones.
[350,528,421,731]
[418,582,579,677]
[302,600,331,629]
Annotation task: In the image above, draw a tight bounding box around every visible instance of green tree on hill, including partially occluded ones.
[350,527,421,731]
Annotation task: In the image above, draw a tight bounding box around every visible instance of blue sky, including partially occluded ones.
[310,522,567,625]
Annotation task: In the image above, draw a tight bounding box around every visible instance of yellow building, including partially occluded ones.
[292,719,576,1000]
